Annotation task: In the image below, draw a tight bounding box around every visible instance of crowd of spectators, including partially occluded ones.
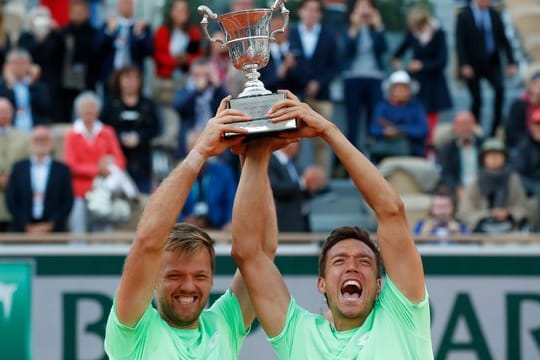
[0,0,539,236]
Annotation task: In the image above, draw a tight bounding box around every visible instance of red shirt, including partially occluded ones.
[153,25,203,78]
[40,0,69,27]
[64,124,126,197]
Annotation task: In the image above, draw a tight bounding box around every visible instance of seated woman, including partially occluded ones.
[64,91,127,234]
[369,70,429,163]
[457,138,529,233]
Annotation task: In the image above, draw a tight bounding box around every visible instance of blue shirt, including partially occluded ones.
[179,161,237,228]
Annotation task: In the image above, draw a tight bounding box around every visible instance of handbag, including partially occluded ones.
[86,177,132,224]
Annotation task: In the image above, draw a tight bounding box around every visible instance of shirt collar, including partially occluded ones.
[73,118,104,138]
[118,17,135,27]
[298,22,321,36]
[273,150,289,165]
[31,155,51,166]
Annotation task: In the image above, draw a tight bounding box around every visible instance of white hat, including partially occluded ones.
[383,70,419,95]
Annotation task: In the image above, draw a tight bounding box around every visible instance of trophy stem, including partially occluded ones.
[238,65,271,98]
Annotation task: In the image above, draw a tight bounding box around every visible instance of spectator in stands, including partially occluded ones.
[64,91,126,234]
[6,126,73,233]
[172,58,227,159]
[153,0,203,105]
[369,70,428,163]
[178,130,237,230]
[101,66,160,194]
[287,0,339,173]
[0,48,51,131]
[513,113,540,231]
[413,188,469,238]
[438,111,483,199]
[58,0,99,124]
[455,0,516,136]
[269,141,327,232]
[18,6,64,123]
[457,138,529,233]
[505,71,540,156]
[259,15,295,94]
[391,6,452,143]
[95,0,152,90]
[341,0,387,153]
[0,98,31,232]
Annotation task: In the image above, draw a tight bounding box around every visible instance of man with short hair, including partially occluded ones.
[6,126,74,233]
[456,0,516,136]
[104,97,278,359]
[287,0,339,172]
[438,111,483,199]
[231,91,433,359]
[95,0,152,88]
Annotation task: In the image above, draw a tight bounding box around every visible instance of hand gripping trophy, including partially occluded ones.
[198,0,297,137]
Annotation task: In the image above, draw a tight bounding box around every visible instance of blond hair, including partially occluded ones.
[165,223,216,273]
[407,6,430,29]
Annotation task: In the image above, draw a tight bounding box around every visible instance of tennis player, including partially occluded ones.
[231,91,434,359]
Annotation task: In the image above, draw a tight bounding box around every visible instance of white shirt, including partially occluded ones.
[297,23,321,59]
[170,28,189,57]
[459,143,478,187]
[73,118,104,141]
[274,150,305,189]
[30,156,51,219]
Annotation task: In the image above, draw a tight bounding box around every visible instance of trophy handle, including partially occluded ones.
[270,0,290,41]
[198,5,225,46]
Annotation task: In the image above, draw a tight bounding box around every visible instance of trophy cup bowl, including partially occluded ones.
[198,0,297,137]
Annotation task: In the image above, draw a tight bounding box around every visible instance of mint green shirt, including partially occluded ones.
[269,277,433,359]
[104,290,248,359]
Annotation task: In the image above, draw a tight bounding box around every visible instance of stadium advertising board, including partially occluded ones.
[1,246,540,360]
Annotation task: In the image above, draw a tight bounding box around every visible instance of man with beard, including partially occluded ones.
[231,91,433,359]
[104,97,278,359]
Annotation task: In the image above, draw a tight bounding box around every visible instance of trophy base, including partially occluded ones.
[225,92,297,138]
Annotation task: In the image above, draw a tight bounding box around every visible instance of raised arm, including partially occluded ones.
[231,140,292,337]
[268,91,425,303]
[115,98,249,327]
[229,152,280,330]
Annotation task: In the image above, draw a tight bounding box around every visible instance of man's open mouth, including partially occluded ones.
[340,279,362,300]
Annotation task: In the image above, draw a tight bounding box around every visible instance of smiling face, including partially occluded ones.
[156,249,214,329]
[318,239,381,331]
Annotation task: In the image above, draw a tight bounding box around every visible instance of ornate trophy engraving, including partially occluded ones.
[198,0,297,137]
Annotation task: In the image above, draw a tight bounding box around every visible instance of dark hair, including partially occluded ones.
[165,223,216,273]
[429,185,457,216]
[299,0,323,11]
[108,65,143,95]
[165,0,190,31]
[319,226,382,278]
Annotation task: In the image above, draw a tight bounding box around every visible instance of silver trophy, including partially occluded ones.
[198,0,297,137]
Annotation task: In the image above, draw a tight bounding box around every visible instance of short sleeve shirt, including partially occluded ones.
[268,277,433,359]
[104,289,248,359]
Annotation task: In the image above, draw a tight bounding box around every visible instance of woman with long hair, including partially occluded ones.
[153,0,202,104]
[102,66,160,194]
